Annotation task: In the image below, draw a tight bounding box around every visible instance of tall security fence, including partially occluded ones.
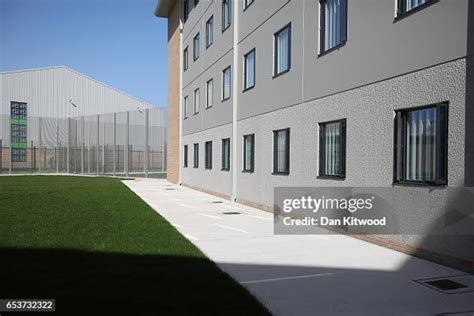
[0,108,166,177]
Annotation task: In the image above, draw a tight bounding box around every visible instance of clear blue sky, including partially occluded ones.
[0,0,168,107]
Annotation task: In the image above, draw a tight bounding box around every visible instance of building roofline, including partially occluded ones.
[0,65,164,109]
[154,0,176,17]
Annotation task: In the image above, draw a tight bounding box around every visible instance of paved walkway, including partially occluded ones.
[124,178,474,316]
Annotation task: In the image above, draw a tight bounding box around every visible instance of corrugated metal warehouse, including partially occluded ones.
[0,66,166,176]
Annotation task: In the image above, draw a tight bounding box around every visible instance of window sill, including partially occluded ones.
[393,0,438,23]
[243,84,255,93]
[193,56,200,62]
[272,171,289,176]
[242,170,254,173]
[222,96,231,102]
[221,168,230,171]
[272,68,290,79]
[205,105,213,110]
[222,24,231,33]
[392,180,447,187]
[317,175,346,180]
[318,41,346,58]
[243,1,254,12]
[206,42,213,49]
[205,168,212,170]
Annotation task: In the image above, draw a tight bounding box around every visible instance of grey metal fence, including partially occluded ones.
[0,108,166,178]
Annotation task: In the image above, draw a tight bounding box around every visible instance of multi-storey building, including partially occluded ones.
[155,0,473,271]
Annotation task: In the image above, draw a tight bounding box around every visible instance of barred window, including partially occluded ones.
[273,128,290,174]
[319,119,346,178]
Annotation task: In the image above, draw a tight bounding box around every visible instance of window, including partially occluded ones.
[222,138,230,171]
[193,143,199,168]
[273,129,290,174]
[184,145,188,167]
[205,141,213,169]
[206,16,214,48]
[183,95,189,119]
[244,49,255,91]
[319,119,346,178]
[274,24,291,77]
[193,88,200,114]
[183,0,189,22]
[206,79,213,108]
[222,66,231,101]
[394,103,448,185]
[183,46,189,71]
[244,0,254,10]
[222,0,232,31]
[397,0,433,16]
[10,101,27,163]
[243,134,255,172]
[319,0,347,54]
[193,33,200,61]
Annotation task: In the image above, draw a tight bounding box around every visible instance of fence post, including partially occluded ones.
[162,126,165,173]
[0,139,2,172]
[67,118,70,174]
[145,109,149,178]
[96,115,99,176]
[125,112,129,177]
[113,113,116,176]
[56,119,59,173]
[81,117,84,175]
[39,117,42,174]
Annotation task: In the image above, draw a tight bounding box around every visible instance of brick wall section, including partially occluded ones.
[166,1,181,184]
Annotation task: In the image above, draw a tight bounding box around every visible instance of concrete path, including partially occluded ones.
[123,178,474,316]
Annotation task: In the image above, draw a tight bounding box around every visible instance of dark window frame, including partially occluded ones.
[222,66,231,101]
[193,88,200,115]
[243,48,256,92]
[183,145,188,167]
[183,95,189,119]
[393,102,448,186]
[395,0,437,21]
[193,143,199,168]
[206,16,214,48]
[273,23,291,78]
[206,78,213,108]
[318,0,347,57]
[222,138,230,171]
[183,46,189,71]
[272,128,290,175]
[222,0,232,32]
[193,33,200,61]
[183,0,189,22]
[194,0,199,6]
[243,134,255,173]
[318,119,346,179]
[205,141,213,170]
[243,0,254,11]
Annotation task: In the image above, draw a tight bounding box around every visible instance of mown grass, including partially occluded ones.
[0,176,269,315]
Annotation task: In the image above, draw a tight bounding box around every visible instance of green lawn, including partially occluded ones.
[0,176,269,315]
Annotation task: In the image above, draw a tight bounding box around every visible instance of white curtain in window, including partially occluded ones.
[324,122,341,175]
[223,68,231,99]
[406,0,427,11]
[405,108,436,181]
[324,0,344,51]
[245,51,255,88]
[276,27,289,74]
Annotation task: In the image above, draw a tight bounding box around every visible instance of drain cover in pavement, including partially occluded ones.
[416,274,474,294]
[212,201,223,204]
[425,279,467,291]
[222,211,241,215]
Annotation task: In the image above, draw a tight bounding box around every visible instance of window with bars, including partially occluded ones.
[243,134,254,172]
[205,141,213,169]
[222,0,232,31]
[319,0,347,54]
[183,0,189,22]
[397,0,433,16]
[193,143,199,168]
[244,49,255,91]
[273,128,290,174]
[184,145,188,167]
[206,16,214,48]
[183,46,189,71]
[206,79,213,108]
[274,24,291,77]
[10,101,27,163]
[193,33,200,61]
[394,103,448,185]
[319,119,346,178]
[183,95,189,119]
[194,88,200,114]
[222,138,230,171]
[222,66,231,101]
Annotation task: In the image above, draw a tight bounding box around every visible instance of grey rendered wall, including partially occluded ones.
[237,0,469,120]
[182,0,234,135]
[181,122,233,196]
